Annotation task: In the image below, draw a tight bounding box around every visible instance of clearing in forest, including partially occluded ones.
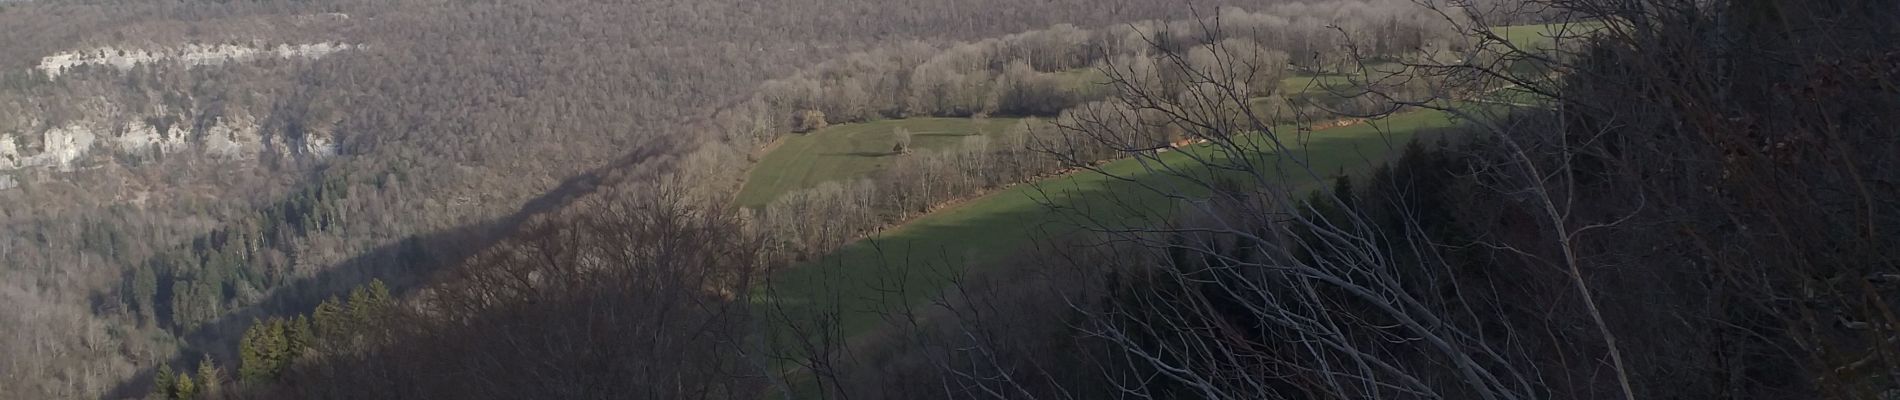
[736,117,1028,207]
[1490,20,1607,50]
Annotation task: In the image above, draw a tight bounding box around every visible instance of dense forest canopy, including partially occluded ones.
[3,0,1894,399]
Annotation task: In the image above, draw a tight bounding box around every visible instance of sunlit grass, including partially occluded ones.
[1489,20,1607,51]
[737,117,1028,207]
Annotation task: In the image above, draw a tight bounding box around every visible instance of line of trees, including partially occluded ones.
[746,2,1468,142]
[149,356,222,400]
[233,280,391,386]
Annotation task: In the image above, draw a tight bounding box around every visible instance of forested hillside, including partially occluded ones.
[5,0,1894,399]
[0,0,1293,397]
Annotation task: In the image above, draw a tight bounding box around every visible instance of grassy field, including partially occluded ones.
[1280,72,1356,94]
[1277,61,1405,96]
[763,107,1460,340]
[1491,20,1607,51]
[736,117,1028,207]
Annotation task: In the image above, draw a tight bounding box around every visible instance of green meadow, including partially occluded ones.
[763,107,1459,339]
[737,117,1029,207]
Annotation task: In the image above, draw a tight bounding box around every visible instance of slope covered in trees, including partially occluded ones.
[0,0,1297,397]
[193,0,1552,397]
[778,1,1900,399]
[11,0,1888,399]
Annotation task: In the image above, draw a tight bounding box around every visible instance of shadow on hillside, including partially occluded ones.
[103,139,685,399]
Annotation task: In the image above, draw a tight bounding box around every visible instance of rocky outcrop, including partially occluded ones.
[36,43,355,78]
[1,40,356,188]
[0,126,95,172]
[0,110,339,187]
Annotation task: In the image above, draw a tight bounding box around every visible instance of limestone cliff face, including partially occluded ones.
[0,42,355,188]
[36,43,354,78]
[0,111,337,172]
[0,126,96,171]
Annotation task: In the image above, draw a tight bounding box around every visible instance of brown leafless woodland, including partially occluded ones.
[3,0,1891,399]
